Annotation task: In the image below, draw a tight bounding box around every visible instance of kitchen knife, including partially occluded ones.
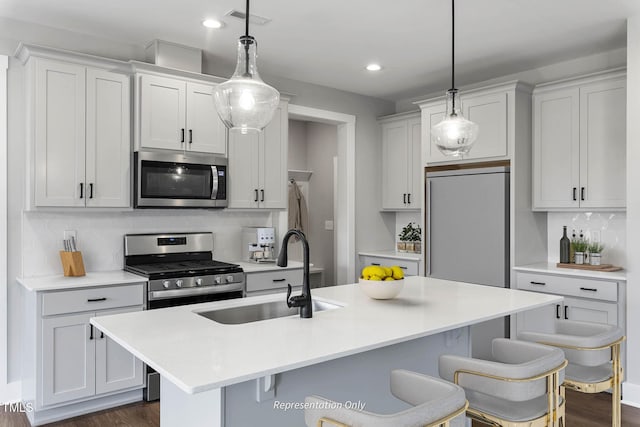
[70,236,77,252]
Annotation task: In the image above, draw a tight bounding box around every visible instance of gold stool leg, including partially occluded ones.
[612,343,621,427]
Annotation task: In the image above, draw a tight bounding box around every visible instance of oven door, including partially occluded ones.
[135,151,227,208]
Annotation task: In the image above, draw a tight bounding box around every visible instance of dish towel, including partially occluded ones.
[288,180,309,235]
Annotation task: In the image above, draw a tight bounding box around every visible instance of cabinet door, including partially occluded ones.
[228,130,260,208]
[407,117,422,209]
[42,313,95,406]
[139,75,186,150]
[532,88,580,209]
[95,307,144,395]
[463,92,508,160]
[515,303,558,336]
[422,103,448,164]
[381,120,410,209]
[85,69,131,208]
[260,103,288,209]
[34,59,86,207]
[563,297,618,325]
[185,82,226,155]
[579,78,626,209]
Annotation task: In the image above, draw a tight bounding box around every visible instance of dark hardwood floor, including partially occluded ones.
[1,390,639,426]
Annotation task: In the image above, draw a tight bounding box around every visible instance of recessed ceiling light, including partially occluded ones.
[366,64,382,72]
[202,19,223,29]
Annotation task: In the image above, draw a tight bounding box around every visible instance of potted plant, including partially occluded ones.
[588,242,605,266]
[398,222,422,253]
[571,238,589,265]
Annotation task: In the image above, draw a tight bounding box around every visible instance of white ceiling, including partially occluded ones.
[2,0,640,101]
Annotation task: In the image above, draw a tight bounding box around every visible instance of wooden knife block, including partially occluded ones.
[59,251,86,277]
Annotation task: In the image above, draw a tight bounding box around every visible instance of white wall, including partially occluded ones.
[546,212,627,267]
[624,16,640,407]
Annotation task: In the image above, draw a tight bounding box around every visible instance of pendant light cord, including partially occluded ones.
[451,0,455,90]
[245,0,250,38]
[243,0,251,76]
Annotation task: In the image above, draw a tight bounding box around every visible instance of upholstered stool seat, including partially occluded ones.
[304,369,467,427]
[519,319,625,427]
[439,338,567,427]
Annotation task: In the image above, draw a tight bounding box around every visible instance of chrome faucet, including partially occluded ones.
[277,229,312,318]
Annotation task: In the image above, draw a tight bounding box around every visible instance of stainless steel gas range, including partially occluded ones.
[123,232,245,400]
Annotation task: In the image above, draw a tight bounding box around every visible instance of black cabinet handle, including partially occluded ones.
[89,325,94,340]
[564,305,569,320]
[403,193,407,204]
[572,187,577,201]
[87,297,107,302]
[100,331,104,339]
[530,281,546,286]
[400,266,408,270]
[580,287,598,292]
[260,189,265,202]
[79,183,84,199]
[181,128,185,143]
[371,263,381,266]
[89,183,94,199]
[272,278,286,282]
[581,187,585,201]
[189,129,193,144]
[556,304,561,319]
[254,189,259,202]
[407,193,411,204]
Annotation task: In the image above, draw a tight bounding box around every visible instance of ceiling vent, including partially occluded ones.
[225,9,272,25]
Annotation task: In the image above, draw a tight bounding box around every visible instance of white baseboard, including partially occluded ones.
[622,381,640,408]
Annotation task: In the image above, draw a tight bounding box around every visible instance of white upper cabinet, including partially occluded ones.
[138,74,226,155]
[420,85,510,165]
[532,70,626,210]
[228,100,288,209]
[29,56,130,209]
[380,113,421,210]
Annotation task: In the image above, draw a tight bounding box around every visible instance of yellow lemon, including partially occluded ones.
[384,276,395,281]
[382,266,393,278]
[391,266,404,280]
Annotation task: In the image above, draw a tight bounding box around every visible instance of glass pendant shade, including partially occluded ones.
[432,89,479,157]
[213,36,280,134]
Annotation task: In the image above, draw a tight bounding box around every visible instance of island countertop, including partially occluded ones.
[90,277,562,395]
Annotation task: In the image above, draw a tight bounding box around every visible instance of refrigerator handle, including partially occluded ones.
[427,179,432,276]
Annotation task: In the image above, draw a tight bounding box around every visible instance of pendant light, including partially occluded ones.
[431,0,478,156]
[213,0,280,134]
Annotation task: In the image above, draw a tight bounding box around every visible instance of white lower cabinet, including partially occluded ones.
[245,269,303,296]
[24,282,145,424]
[358,255,420,276]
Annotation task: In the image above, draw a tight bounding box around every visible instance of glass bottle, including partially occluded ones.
[560,226,570,264]
[570,229,576,263]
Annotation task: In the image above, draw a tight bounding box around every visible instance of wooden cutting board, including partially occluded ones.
[556,263,623,272]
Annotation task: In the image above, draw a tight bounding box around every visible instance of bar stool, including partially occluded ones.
[518,320,625,427]
[304,369,467,427]
[439,338,567,427]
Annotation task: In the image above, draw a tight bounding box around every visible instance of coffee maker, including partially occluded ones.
[242,227,277,263]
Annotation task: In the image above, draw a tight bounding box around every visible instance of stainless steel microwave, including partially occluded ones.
[134,151,227,208]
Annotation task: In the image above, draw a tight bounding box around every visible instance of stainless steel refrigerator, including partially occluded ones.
[426,166,510,359]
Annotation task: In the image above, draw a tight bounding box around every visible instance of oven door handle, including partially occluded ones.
[149,283,243,300]
[211,166,219,200]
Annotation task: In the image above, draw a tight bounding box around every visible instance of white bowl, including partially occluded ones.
[358,278,404,300]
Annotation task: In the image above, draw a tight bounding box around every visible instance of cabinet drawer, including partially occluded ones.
[245,269,303,293]
[516,272,617,302]
[360,256,419,276]
[42,284,145,316]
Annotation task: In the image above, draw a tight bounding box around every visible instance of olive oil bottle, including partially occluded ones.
[560,226,570,263]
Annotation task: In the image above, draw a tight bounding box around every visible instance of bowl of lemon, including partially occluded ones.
[359,265,405,299]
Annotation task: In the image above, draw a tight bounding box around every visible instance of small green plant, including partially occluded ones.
[588,242,605,254]
[571,238,589,253]
[399,222,422,242]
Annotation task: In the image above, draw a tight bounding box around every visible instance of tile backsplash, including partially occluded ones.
[547,212,626,267]
[21,210,271,277]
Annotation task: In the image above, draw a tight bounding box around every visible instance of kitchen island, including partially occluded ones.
[91,277,562,427]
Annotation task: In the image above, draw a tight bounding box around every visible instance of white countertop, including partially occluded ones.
[514,262,626,282]
[233,260,305,273]
[359,250,422,261]
[17,270,148,292]
[91,277,561,395]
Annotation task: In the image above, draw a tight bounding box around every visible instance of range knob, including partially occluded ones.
[195,278,203,286]
[175,279,184,288]
[214,276,222,285]
[162,280,171,289]
[226,275,235,283]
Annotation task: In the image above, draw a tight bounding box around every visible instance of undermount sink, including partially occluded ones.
[197,298,343,325]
